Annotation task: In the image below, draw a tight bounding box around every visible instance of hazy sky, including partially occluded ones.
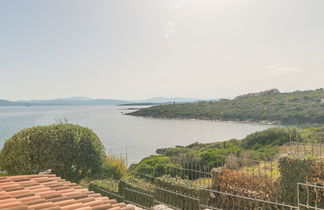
[1,0,323,100]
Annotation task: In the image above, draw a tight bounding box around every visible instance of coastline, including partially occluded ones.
[126,113,323,128]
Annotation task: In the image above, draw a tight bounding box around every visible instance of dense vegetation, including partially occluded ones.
[130,127,302,172]
[0,123,106,182]
[129,88,324,125]
[89,126,324,209]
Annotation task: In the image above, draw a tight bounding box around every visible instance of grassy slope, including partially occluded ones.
[128,89,324,124]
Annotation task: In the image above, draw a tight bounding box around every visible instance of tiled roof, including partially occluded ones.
[0,174,134,210]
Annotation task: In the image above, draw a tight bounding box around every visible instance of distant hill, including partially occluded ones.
[119,97,213,106]
[0,99,31,106]
[130,97,204,103]
[128,89,324,125]
[0,97,127,106]
[0,99,14,106]
[0,97,207,106]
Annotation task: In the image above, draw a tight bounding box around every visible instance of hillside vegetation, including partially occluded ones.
[90,126,324,209]
[131,127,302,171]
[128,89,324,125]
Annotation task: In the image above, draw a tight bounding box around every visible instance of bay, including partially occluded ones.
[0,105,274,163]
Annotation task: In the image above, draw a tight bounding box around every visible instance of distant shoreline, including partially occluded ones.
[127,113,282,125]
[128,110,323,128]
[127,89,324,126]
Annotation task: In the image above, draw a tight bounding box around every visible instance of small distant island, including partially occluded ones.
[128,88,324,125]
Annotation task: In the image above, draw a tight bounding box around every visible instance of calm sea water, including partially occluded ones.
[0,105,274,163]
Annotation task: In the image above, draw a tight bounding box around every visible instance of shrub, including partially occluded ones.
[241,127,301,150]
[118,176,154,194]
[129,155,179,177]
[210,167,276,200]
[199,145,243,168]
[89,179,119,193]
[162,147,192,157]
[0,123,105,183]
[101,155,128,180]
[155,175,200,197]
[313,160,324,184]
[276,156,315,205]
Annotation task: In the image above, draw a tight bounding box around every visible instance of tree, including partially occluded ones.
[0,123,106,183]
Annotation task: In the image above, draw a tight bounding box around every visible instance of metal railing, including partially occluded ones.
[172,155,278,181]
[92,186,124,203]
[124,187,154,209]
[155,187,200,210]
[217,155,277,180]
[92,181,302,210]
[297,183,324,210]
[133,165,212,188]
[96,152,323,209]
[200,188,298,210]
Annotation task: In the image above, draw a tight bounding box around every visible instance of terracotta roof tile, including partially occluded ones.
[0,175,134,210]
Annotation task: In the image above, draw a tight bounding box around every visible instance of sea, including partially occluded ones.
[0,105,274,163]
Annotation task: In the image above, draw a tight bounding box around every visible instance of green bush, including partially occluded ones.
[155,175,200,198]
[199,146,242,168]
[276,156,315,205]
[129,155,179,177]
[162,147,192,157]
[241,127,300,150]
[89,179,119,193]
[118,176,154,195]
[0,123,105,183]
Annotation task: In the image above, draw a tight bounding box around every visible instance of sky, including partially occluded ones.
[0,0,323,101]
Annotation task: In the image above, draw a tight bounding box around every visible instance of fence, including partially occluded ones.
[297,183,324,210]
[280,142,324,159]
[124,187,154,209]
[90,186,124,203]
[200,188,298,210]
[96,151,323,209]
[302,131,324,144]
[94,172,323,209]
[133,165,212,188]
[92,183,301,210]
[155,187,200,210]
[133,156,278,191]
[216,155,278,180]
[170,156,278,184]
